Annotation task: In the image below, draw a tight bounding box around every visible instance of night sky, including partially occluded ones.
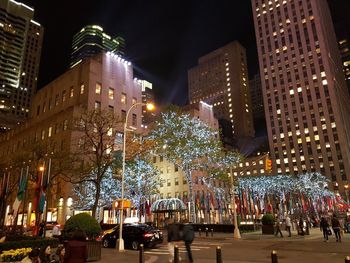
[23,0,257,105]
[24,0,349,106]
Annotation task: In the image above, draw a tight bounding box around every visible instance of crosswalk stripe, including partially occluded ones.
[145,251,169,255]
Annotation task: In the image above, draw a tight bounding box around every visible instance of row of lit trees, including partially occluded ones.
[0,105,242,224]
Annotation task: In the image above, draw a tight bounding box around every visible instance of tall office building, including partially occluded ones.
[249,73,264,121]
[70,25,125,68]
[0,0,43,132]
[252,0,350,194]
[337,36,350,94]
[188,41,255,138]
[139,80,155,126]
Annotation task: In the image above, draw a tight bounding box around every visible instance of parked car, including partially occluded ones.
[99,223,163,250]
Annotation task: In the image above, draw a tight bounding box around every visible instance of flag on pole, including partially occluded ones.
[12,175,27,219]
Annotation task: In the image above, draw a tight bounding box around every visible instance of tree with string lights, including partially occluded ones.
[150,109,228,222]
[123,156,160,219]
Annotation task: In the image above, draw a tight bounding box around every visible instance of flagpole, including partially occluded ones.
[21,165,29,230]
[13,167,24,227]
[230,166,241,239]
[43,158,52,226]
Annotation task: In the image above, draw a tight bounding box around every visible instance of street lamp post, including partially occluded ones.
[345,185,349,204]
[118,102,154,252]
[229,167,241,239]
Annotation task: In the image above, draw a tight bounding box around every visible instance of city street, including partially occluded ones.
[99,228,350,262]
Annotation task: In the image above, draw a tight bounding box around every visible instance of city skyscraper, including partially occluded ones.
[252,0,350,194]
[0,0,43,132]
[188,41,255,138]
[70,25,125,68]
[249,73,264,121]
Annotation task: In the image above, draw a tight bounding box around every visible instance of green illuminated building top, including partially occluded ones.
[70,25,125,68]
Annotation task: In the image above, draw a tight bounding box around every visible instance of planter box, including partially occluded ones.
[262,225,274,235]
[87,240,102,262]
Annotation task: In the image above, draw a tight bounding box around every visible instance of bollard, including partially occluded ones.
[211,229,214,237]
[174,245,179,263]
[206,227,209,237]
[345,256,350,263]
[271,250,278,263]
[216,246,223,263]
[139,244,144,263]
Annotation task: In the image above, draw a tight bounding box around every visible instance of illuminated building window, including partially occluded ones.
[48,127,52,137]
[331,122,336,128]
[95,101,101,110]
[289,89,294,95]
[108,88,114,100]
[260,169,265,173]
[315,135,319,140]
[121,93,127,104]
[62,90,66,102]
[63,120,68,131]
[306,137,311,142]
[96,83,101,94]
[259,160,264,165]
[297,87,302,92]
[41,129,45,140]
[70,87,74,98]
[322,80,328,85]
[80,84,85,94]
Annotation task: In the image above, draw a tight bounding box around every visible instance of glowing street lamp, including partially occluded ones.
[118,102,155,252]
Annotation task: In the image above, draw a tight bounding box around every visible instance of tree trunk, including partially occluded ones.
[92,183,101,219]
[185,170,196,223]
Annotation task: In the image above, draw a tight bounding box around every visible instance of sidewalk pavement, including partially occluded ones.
[195,227,343,241]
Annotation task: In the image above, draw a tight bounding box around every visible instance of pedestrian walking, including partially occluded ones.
[298,217,304,236]
[320,217,329,242]
[38,221,46,237]
[274,216,283,237]
[52,222,61,239]
[285,215,292,237]
[167,218,182,263]
[182,219,195,263]
[332,214,341,242]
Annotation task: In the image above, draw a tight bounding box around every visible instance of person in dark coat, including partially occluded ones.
[320,217,329,242]
[182,219,194,263]
[38,221,45,237]
[167,218,182,262]
[298,217,304,236]
[64,229,87,263]
[332,214,341,242]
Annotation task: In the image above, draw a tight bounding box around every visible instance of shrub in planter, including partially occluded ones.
[262,213,275,225]
[261,213,275,235]
[64,213,102,240]
[64,214,102,261]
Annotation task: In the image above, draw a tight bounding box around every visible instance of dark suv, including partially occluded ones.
[99,223,163,250]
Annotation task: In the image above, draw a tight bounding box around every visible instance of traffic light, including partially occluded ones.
[265,158,272,172]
